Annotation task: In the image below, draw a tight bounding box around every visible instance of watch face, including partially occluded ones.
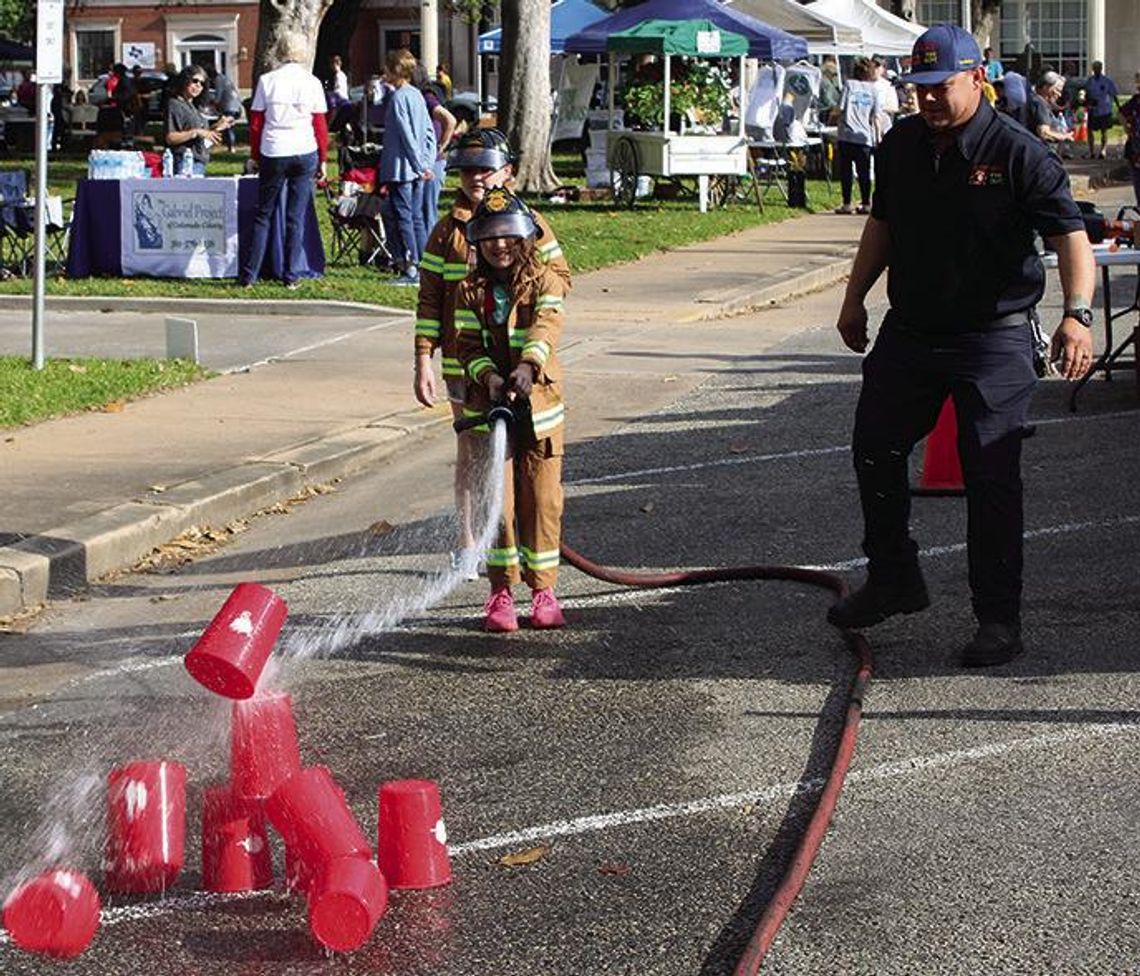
[1067,308,1094,327]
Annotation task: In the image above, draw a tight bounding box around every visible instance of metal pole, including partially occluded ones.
[32,82,50,370]
[960,0,972,34]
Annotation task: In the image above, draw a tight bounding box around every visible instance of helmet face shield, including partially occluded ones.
[465,212,537,243]
[446,145,512,172]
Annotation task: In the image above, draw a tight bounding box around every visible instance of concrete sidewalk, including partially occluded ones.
[0,209,869,617]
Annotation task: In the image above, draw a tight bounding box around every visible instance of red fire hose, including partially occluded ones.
[559,543,874,976]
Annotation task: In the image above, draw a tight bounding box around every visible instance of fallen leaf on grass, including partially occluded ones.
[499,844,550,867]
[597,861,631,876]
[67,363,87,374]
[101,401,125,413]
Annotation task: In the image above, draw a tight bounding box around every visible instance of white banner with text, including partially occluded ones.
[120,178,239,278]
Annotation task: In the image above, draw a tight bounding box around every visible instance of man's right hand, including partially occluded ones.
[837,298,870,352]
[413,356,436,407]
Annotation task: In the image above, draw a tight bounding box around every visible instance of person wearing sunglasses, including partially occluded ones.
[164,65,233,176]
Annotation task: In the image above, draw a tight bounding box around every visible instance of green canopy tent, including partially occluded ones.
[606,18,749,57]
[599,19,752,211]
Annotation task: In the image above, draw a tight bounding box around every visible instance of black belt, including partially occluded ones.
[889,309,1033,334]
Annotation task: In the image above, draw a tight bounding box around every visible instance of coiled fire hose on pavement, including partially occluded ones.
[457,400,875,974]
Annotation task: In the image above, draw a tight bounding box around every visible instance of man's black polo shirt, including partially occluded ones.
[871,98,1084,333]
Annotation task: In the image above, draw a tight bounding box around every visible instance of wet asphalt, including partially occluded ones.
[1,272,1139,975]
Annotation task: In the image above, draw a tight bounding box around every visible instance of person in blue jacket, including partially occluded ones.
[378,48,437,286]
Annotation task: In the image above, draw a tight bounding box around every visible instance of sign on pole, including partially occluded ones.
[33,0,65,368]
[36,0,65,84]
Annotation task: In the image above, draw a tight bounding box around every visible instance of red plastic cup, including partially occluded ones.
[284,843,315,897]
[105,760,187,894]
[265,767,371,875]
[3,869,100,958]
[308,856,389,952]
[201,785,273,893]
[184,583,288,699]
[376,779,451,889]
[231,691,302,800]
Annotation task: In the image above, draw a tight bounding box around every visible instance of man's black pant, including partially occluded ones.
[851,315,1037,625]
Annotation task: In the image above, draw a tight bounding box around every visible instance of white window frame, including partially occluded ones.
[165,14,239,78]
[71,21,123,86]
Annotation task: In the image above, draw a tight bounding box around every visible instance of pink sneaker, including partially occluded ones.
[484,587,518,633]
[530,588,566,629]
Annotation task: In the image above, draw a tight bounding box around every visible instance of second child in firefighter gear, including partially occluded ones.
[414,127,571,580]
[455,188,569,633]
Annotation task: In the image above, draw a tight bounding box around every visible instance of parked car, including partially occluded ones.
[87,70,170,115]
[445,90,497,127]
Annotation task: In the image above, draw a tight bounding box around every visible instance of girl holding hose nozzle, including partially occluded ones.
[455,188,569,632]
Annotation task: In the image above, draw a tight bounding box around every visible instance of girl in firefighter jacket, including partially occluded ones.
[414,128,570,581]
[455,187,568,633]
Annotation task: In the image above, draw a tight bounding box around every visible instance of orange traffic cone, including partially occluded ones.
[912,396,964,495]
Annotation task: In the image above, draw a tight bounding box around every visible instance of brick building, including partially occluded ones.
[64,0,479,95]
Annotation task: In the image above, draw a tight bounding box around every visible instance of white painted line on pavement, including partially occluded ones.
[449,721,1140,856]
[226,316,407,374]
[566,407,1137,488]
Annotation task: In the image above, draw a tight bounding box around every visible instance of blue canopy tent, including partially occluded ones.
[478,0,609,54]
[563,0,809,60]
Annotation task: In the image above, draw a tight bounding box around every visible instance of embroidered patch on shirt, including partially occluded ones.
[968,164,1004,186]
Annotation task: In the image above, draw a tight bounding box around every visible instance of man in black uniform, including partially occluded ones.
[828,24,1095,666]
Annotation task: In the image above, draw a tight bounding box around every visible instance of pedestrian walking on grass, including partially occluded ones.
[833,57,881,215]
[829,24,1096,667]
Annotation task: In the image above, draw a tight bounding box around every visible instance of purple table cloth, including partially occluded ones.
[66,175,325,280]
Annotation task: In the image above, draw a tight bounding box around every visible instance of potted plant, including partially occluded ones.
[622,57,732,132]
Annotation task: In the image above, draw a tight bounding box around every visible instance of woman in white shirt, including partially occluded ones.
[240,32,329,287]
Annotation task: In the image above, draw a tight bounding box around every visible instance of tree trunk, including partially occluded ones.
[315,0,365,85]
[499,0,559,194]
[253,0,332,86]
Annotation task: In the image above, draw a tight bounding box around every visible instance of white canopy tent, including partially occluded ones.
[804,0,924,57]
[726,0,862,55]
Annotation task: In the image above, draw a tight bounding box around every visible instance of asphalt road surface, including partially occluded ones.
[2,276,1139,975]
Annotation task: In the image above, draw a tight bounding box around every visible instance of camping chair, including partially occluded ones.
[747,142,789,212]
[324,180,392,269]
[0,170,71,276]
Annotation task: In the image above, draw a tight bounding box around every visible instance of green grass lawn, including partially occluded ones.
[0,356,206,428]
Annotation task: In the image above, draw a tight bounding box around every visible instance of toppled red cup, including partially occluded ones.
[201,785,273,893]
[3,869,100,958]
[308,856,388,952]
[266,766,371,878]
[105,760,186,894]
[184,583,287,699]
[377,779,451,889]
[231,691,302,800]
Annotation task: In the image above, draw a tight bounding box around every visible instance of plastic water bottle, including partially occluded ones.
[179,148,194,178]
[162,148,173,178]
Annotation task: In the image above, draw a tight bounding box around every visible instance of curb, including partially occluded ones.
[0,255,854,619]
[0,409,449,618]
[680,251,856,322]
[7,295,406,318]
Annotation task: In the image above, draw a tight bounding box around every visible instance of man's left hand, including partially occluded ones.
[1050,317,1094,380]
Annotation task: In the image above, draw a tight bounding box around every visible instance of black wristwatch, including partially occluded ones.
[1063,306,1094,328]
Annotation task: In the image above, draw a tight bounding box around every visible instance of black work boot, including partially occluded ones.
[826,574,930,630]
[960,622,1023,667]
